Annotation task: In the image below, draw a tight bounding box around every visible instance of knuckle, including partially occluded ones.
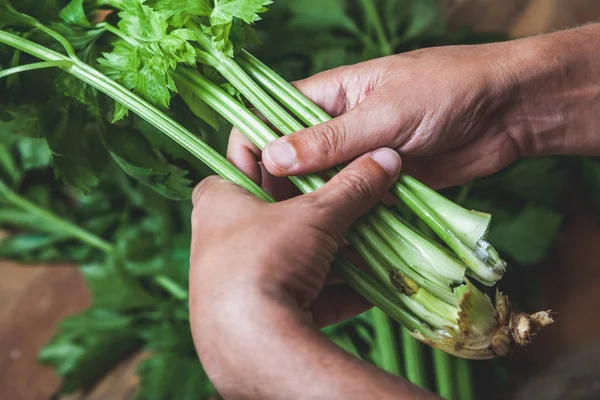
[309,122,345,158]
[192,176,222,207]
[337,168,375,204]
[293,195,344,245]
[295,194,335,227]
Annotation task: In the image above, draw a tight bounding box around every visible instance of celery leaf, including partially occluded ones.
[151,0,212,27]
[210,0,273,25]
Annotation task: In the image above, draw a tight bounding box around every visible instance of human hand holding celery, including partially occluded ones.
[188,150,438,400]
[236,26,600,192]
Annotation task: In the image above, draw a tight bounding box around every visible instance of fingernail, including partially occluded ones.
[265,140,296,171]
[371,148,401,175]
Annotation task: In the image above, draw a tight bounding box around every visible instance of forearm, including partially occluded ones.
[191,286,436,400]
[502,23,600,157]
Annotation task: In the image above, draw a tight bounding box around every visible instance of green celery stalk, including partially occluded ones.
[236,51,506,286]
[0,181,113,253]
[456,358,475,400]
[401,327,429,390]
[432,349,456,400]
[370,308,402,376]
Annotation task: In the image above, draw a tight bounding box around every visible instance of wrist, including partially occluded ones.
[498,24,600,157]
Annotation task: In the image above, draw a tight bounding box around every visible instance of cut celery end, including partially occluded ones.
[452,236,503,286]
[398,291,457,331]
[475,240,507,273]
[350,234,459,330]
[400,175,491,249]
[350,227,458,305]
[413,288,459,325]
[372,208,466,286]
[454,280,498,337]
[333,257,437,336]
[391,182,504,286]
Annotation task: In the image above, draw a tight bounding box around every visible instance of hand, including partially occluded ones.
[189,149,435,399]
[230,24,600,190]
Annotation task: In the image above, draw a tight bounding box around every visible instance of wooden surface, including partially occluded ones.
[0,263,90,399]
[2,1,600,399]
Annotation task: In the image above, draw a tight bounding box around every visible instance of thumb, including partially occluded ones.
[262,99,392,176]
[302,148,402,234]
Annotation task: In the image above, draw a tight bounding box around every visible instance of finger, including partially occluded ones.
[303,148,402,233]
[258,162,298,201]
[292,67,349,118]
[227,128,262,184]
[311,284,372,328]
[228,128,298,200]
[324,248,370,285]
[191,176,263,235]
[262,97,400,177]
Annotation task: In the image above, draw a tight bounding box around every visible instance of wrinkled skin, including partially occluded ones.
[190,24,600,399]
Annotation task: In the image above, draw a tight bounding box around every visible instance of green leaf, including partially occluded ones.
[9,0,62,23]
[489,203,563,265]
[211,0,273,25]
[56,72,101,116]
[136,353,215,400]
[102,126,193,200]
[51,22,105,63]
[480,158,567,207]
[0,104,41,139]
[0,0,40,28]
[400,0,444,42]
[0,143,19,182]
[114,219,169,276]
[16,137,52,170]
[151,0,212,27]
[143,321,196,355]
[39,308,142,393]
[578,157,600,222]
[133,116,189,159]
[0,233,69,257]
[286,0,355,32]
[38,101,106,192]
[117,0,169,42]
[59,0,92,28]
[99,3,197,109]
[178,84,220,129]
[82,257,157,311]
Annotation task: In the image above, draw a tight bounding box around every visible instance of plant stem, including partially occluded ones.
[456,358,475,400]
[0,30,273,204]
[332,334,362,360]
[358,0,393,56]
[432,349,456,400]
[392,182,499,286]
[191,26,304,136]
[238,54,503,286]
[371,308,402,376]
[189,26,326,191]
[0,30,426,342]
[155,275,188,301]
[0,181,113,253]
[333,257,433,337]
[95,22,137,46]
[0,60,73,79]
[455,182,473,206]
[174,68,320,194]
[238,50,329,126]
[401,327,429,390]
